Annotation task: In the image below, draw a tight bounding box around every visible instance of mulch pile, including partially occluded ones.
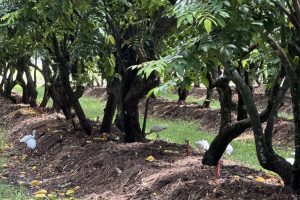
[0,96,299,199]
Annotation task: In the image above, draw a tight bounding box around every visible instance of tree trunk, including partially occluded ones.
[3,70,16,98]
[100,78,120,133]
[203,67,291,181]
[40,85,50,108]
[24,67,38,107]
[237,91,248,120]
[40,59,51,108]
[229,67,292,185]
[124,99,143,142]
[217,80,232,131]
[177,87,188,103]
[142,97,151,138]
[291,80,300,192]
[100,93,116,133]
[0,64,8,93]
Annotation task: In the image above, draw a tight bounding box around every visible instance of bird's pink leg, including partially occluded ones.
[214,160,222,178]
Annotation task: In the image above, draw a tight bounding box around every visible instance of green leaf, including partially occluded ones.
[204,19,212,33]
[187,14,193,24]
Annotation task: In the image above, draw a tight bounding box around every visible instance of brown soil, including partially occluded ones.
[0,96,299,199]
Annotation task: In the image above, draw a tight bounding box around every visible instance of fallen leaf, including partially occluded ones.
[31,180,41,187]
[59,193,65,196]
[34,193,47,199]
[86,140,92,144]
[47,193,56,199]
[66,189,75,196]
[255,177,265,183]
[146,155,155,162]
[93,137,107,142]
[247,175,254,179]
[163,150,180,154]
[18,181,25,186]
[34,189,48,195]
[1,163,8,168]
[116,167,123,175]
[32,166,37,170]
[233,175,240,181]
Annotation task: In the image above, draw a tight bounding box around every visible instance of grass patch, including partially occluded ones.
[278,112,294,120]
[0,130,28,200]
[13,85,53,107]
[80,96,106,119]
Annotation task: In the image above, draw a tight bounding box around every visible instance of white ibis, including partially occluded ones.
[194,140,210,154]
[20,130,37,150]
[195,140,233,178]
[26,138,37,150]
[286,158,295,165]
[214,143,234,178]
[147,125,167,139]
[20,130,36,143]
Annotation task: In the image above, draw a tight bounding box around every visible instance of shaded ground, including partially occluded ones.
[0,96,299,199]
[85,87,295,147]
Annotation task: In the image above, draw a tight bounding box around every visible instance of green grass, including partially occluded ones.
[278,112,294,120]
[0,130,29,200]
[161,92,220,109]
[80,96,106,119]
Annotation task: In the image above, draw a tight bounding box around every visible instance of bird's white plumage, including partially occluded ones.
[194,140,210,152]
[26,138,37,150]
[20,130,36,143]
[286,158,295,165]
[149,125,167,133]
[225,144,233,155]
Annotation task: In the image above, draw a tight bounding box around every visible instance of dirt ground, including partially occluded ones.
[0,94,299,199]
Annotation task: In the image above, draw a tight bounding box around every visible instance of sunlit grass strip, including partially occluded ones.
[0,129,28,200]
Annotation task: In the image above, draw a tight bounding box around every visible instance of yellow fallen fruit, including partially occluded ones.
[86,140,92,144]
[34,193,47,199]
[31,180,41,187]
[255,177,265,183]
[146,155,155,162]
[34,189,48,195]
[233,175,240,181]
[74,186,80,190]
[66,189,75,196]
[32,166,37,170]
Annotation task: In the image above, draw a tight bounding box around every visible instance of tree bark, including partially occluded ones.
[291,80,300,192]
[228,67,292,185]
[177,87,188,103]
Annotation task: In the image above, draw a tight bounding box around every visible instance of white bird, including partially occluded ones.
[147,125,168,139]
[286,158,295,165]
[194,140,210,153]
[225,144,233,155]
[26,138,37,150]
[20,130,36,143]
[195,140,234,178]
